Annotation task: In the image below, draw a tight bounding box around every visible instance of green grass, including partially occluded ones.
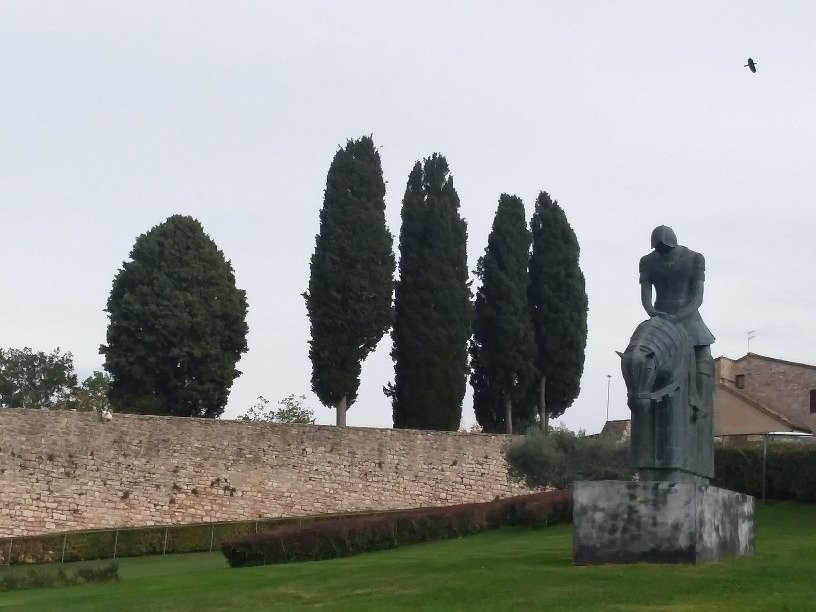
[1,502,814,610]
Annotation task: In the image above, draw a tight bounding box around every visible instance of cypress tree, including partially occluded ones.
[389,154,471,430]
[527,191,588,429]
[101,215,248,417]
[470,194,538,434]
[304,136,395,426]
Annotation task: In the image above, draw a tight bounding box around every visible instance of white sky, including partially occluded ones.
[2,2,815,433]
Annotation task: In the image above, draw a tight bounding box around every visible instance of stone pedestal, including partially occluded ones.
[573,480,754,564]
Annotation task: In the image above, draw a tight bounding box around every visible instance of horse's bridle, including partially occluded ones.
[629,379,682,403]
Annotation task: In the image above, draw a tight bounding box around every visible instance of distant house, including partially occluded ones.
[599,419,631,442]
[601,352,814,441]
[715,353,814,436]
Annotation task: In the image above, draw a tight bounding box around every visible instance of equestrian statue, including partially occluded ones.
[619,226,715,484]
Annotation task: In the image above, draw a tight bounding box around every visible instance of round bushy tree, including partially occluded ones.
[389,154,471,430]
[101,215,248,417]
[527,191,588,429]
[0,347,77,409]
[470,194,538,434]
[304,136,395,426]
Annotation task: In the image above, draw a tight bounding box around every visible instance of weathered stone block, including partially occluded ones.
[573,480,754,564]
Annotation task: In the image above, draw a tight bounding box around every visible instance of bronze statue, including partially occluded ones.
[620,226,714,483]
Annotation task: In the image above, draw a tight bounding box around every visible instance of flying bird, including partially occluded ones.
[744,57,757,73]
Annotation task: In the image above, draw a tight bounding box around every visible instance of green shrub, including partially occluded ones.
[166,523,214,554]
[221,490,572,568]
[714,441,816,502]
[504,428,816,503]
[0,512,387,566]
[504,428,631,488]
[0,534,64,565]
[73,561,119,584]
[63,530,117,562]
[0,561,119,592]
[114,526,166,558]
[164,519,295,554]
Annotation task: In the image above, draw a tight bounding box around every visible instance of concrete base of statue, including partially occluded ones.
[572,480,754,564]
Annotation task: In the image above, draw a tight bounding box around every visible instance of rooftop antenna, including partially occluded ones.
[747,330,757,353]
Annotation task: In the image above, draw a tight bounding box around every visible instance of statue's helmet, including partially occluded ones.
[651,225,677,249]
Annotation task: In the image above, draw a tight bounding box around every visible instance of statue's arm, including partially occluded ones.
[639,255,663,317]
[675,279,704,319]
[674,253,705,319]
[640,282,659,317]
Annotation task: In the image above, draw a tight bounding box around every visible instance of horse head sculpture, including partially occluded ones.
[618,316,700,481]
[619,316,694,412]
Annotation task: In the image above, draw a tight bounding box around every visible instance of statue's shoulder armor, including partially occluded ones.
[675,247,705,273]
[689,249,705,269]
[639,251,659,273]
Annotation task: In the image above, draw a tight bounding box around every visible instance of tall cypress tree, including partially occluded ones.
[101,215,248,417]
[304,136,395,426]
[389,154,471,430]
[470,194,538,434]
[527,191,588,429]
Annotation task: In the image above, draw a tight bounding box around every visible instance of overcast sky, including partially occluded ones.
[3,2,815,433]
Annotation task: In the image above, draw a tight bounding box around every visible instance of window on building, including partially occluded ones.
[735,374,745,389]
[810,390,816,414]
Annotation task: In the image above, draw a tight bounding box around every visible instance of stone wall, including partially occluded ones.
[717,354,816,432]
[0,409,528,537]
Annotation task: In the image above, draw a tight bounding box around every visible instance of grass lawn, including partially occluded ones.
[1,501,814,611]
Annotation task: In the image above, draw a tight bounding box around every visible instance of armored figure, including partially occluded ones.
[639,225,715,412]
[620,226,715,483]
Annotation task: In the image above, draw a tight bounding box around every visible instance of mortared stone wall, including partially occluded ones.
[0,409,528,537]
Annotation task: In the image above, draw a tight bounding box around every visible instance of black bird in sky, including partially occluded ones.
[745,57,757,73]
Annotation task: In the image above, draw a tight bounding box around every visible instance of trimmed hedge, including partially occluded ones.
[0,561,119,592]
[0,514,371,566]
[505,430,816,504]
[221,490,572,567]
[713,441,816,502]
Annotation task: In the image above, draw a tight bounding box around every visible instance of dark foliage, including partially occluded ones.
[304,136,395,422]
[505,432,816,502]
[470,194,538,433]
[505,428,632,488]
[100,215,248,417]
[0,514,364,566]
[713,441,816,502]
[221,490,571,567]
[389,155,472,430]
[0,562,118,592]
[0,347,77,408]
[526,192,588,421]
[64,371,111,412]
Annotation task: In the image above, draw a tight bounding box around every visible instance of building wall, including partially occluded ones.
[714,386,792,435]
[718,355,816,432]
[0,409,528,537]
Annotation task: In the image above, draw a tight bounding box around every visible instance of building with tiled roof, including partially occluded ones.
[716,353,815,434]
[601,352,815,441]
